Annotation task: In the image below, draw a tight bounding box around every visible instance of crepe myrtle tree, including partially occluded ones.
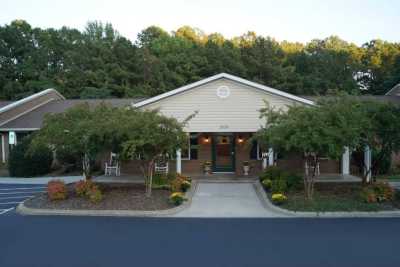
[255,97,366,200]
[317,96,400,183]
[29,103,122,180]
[357,100,400,182]
[118,108,193,197]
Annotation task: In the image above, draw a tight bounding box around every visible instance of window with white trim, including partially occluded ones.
[181,133,198,160]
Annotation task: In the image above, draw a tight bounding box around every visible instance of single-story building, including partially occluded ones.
[0,73,399,178]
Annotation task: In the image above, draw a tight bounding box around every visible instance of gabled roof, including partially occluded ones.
[0,98,145,131]
[385,83,400,96]
[133,73,315,107]
[0,88,65,114]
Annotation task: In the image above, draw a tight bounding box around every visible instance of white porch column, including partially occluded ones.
[1,134,5,163]
[341,146,350,175]
[364,145,372,182]
[176,149,182,174]
[262,154,267,170]
[268,148,274,166]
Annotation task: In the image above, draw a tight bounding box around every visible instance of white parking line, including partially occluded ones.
[0,187,46,191]
[0,195,33,200]
[0,207,14,215]
[0,202,22,205]
[0,191,44,195]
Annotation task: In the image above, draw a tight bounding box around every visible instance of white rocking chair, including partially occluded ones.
[105,152,121,176]
[154,155,169,174]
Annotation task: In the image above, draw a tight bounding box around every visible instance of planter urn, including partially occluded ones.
[243,165,250,176]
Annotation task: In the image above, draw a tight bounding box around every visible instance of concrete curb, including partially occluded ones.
[0,176,83,185]
[16,180,198,217]
[197,178,257,183]
[254,180,400,218]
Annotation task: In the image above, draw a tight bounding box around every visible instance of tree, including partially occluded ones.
[256,96,366,200]
[1,20,400,100]
[117,109,190,197]
[29,103,121,179]
[80,87,112,99]
[358,100,400,181]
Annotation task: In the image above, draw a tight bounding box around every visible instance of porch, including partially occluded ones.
[94,172,361,183]
[99,131,365,182]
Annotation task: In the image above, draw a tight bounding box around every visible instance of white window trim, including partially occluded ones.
[181,134,191,160]
[1,134,5,163]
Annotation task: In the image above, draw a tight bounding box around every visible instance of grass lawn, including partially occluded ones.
[276,183,400,212]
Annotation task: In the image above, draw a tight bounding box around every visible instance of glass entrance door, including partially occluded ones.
[212,135,235,172]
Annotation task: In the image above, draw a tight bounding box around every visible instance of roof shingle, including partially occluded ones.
[0,98,145,130]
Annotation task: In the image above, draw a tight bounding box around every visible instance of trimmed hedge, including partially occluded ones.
[8,136,53,177]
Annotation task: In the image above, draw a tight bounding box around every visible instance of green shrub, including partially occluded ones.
[56,147,80,169]
[262,179,272,190]
[372,148,392,175]
[271,178,287,193]
[259,166,302,191]
[152,173,171,190]
[153,184,171,190]
[169,192,186,206]
[286,173,302,190]
[8,136,53,177]
[74,180,95,197]
[153,173,169,185]
[74,180,103,203]
[259,166,286,181]
[360,187,377,203]
[167,172,177,181]
[47,180,67,201]
[88,185,103,203]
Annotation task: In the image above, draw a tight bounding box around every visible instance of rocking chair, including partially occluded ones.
[154,155,169,174]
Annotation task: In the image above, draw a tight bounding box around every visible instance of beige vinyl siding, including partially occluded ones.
[144,78,301,132]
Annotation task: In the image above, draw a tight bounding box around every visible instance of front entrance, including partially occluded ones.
[212,134,235,172]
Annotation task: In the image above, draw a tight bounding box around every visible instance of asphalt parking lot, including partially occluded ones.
[0,183,45,215]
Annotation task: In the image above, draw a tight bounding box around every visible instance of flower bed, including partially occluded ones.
[24,183,175,211]
[270,183,400,212]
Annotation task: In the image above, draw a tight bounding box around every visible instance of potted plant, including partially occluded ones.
[243,161,250,176]
[203,161,212,175]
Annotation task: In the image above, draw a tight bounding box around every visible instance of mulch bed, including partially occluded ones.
[270,183,400,212]
[24,183,175,211]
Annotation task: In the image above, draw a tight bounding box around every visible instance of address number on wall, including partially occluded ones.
[219,125,229,129]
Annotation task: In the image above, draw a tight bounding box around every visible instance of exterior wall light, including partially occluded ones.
[204,135,210,143]
[237,135,244,143]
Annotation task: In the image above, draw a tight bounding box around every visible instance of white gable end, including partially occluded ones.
[136,76,312,132]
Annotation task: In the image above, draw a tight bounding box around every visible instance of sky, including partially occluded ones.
[1,0,399,45]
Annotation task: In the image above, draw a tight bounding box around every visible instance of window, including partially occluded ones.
[250,140,263,160]
[181,133,198,160]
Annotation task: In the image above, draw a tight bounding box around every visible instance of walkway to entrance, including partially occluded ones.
[173,182,286,218]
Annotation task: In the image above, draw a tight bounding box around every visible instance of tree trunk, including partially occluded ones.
[145,160,154,197]
[304,153,318,201]
[82,153,91,180]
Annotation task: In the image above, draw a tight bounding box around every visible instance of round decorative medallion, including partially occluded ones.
[216,85,230,98]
